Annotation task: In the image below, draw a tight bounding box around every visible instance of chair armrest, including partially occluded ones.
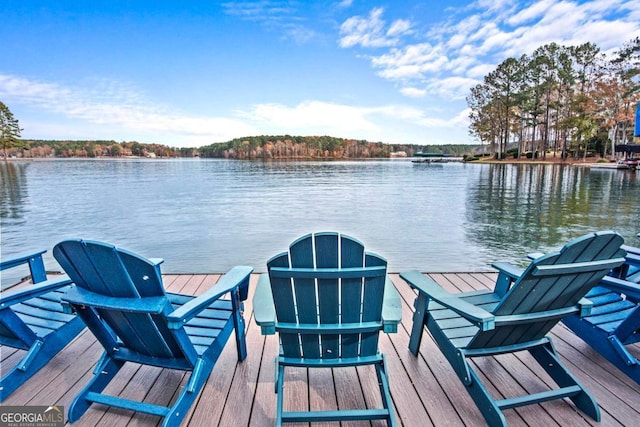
[492,262,524,279]
[527,252,545,260]
[494,305,584,326]
[400,270,495,330]
[600,276,640,300]
[578,297,593,317]
[492,262,525,297]
[253,273,276,335]
[166,266,253,329]
[622,244,640,256]
[0,250,47,270]
[1,275,73,307]
[625,253,640,268]
[1,250,48,283]
[381,276,401,333]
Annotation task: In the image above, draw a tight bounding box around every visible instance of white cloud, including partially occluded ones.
[428,76,480,100]
[449,55,479,75]
[220,1,315,44]
[507,0,555,26]
[451,108,472,126]
[371,43,449,80]
[243,100,380,134]
[339,7,411,48]
[400,87,427,98]
[476,29,514,55]
[467,63,497,79]
[475,0,516,14]
[387,19,412,37]
[374,103,470,129]
[447,33,469,49]
[221,1,295,20]
[286,26,316,44]
[336,0,353,8]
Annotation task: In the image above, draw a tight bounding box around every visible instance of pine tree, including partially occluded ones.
[0,101,26,159]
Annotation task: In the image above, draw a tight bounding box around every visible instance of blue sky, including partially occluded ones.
[1,0,639,148]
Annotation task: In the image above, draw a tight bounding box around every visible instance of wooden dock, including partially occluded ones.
[3,272,640,426]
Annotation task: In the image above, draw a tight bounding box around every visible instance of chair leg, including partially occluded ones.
[68,353,124,423]
[529,342,601,422]
[609,335,639,366]
[602,335,640,381]
[163,359,214,427]
[375,355,397,427]
[275,361,285,427]
[452,341,600,427]
[0,340,42,401]
[463,365,508,427]
[231,293,247,362]
[409,293,429,356]
[0,319,85,402]
[563,316,640,385]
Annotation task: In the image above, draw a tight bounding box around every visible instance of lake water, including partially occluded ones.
[1,158,639,284]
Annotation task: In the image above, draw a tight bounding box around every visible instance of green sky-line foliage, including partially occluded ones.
[0,101,25,159]
[17,137,477,159]
[467,38,640,160]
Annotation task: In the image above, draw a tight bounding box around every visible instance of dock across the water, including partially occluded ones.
[412,152,462,164]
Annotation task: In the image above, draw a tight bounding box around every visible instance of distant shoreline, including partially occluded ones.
[468,156,607,166]
[1,155,613,166]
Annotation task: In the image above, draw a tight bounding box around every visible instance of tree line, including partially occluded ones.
[4,135,476,159]
[467,37,640,160]
[16,139,190,158]
[198,135,472,159]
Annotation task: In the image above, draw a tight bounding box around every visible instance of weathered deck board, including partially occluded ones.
[2,272,639,427]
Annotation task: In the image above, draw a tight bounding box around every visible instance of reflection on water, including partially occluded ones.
[0,161,29,224]
[0,159,638,279]
[467,164,639,265]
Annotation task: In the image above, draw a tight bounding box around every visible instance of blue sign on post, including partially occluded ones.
[636,101,640,137]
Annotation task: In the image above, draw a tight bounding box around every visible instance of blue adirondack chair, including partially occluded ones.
[401,231,626,427]
[253,232,402,426]
[52,239,252,427]
[562,236,640,384]
[1,250,85,401]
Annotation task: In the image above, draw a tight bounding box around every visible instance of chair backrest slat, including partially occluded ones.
[268,252,300,357]
[290,233,321,359]
[337,234,365,358]
[315,233,341,359]
[360,253,387,356]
